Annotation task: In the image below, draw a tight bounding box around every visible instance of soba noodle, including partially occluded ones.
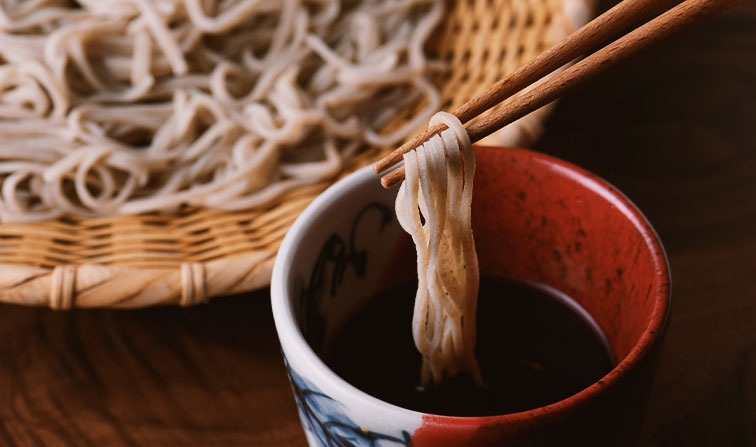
[395,111,482,387]
[0,0,443,221]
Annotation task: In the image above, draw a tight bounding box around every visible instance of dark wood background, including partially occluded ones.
[1,1,754,445]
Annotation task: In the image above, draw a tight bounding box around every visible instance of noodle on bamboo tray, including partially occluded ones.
[0,0,593,308]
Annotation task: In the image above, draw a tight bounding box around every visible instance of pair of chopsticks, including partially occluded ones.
[374,0,740,189]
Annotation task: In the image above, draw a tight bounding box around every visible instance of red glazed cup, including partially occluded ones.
[272,146,671,446]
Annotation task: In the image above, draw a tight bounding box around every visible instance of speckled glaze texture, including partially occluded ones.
[409,147,671,446]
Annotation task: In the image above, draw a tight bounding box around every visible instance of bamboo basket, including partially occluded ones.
[0,0,594,308]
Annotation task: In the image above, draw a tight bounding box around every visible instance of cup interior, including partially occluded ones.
[472,147,666,363]
[280,146,669,401]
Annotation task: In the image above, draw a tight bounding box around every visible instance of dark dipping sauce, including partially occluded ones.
[324,277,615,416]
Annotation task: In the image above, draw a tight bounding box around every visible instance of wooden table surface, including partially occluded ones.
[1,1,754,445]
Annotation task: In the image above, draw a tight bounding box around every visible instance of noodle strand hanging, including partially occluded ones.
[395,111,482,387]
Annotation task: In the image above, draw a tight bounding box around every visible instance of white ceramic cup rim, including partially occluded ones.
[271,165,422,420]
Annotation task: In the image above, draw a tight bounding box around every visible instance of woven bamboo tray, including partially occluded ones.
[0,0,594,308]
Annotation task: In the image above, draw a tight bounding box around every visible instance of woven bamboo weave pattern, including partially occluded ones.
[0,0,592,308]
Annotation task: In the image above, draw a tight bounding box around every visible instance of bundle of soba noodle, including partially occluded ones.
[0,0,443,221]
[395,111,482,387]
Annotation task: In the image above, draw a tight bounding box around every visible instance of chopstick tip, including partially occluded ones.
[380,165,404,189]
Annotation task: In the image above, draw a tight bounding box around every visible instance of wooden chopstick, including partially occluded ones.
[376,0,740,189]
[373,0,663,176]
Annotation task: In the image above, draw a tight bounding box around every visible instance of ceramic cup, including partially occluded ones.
[271,146,671,446]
